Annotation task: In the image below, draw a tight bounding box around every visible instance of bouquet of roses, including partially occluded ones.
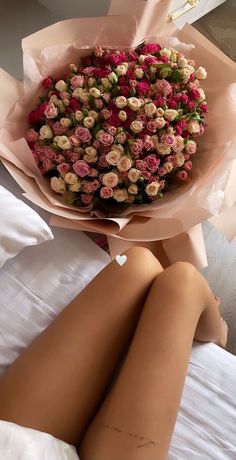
[25,42,208,214]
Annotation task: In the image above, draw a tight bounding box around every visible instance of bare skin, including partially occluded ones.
[0,247,228,460]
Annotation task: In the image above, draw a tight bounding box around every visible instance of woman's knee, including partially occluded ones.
[122,246,163,277]
[151,261,200,295]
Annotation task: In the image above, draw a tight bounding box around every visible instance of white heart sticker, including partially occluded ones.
[115,255,127,266]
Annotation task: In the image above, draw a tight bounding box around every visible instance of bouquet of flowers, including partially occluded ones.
[26,42,208,214]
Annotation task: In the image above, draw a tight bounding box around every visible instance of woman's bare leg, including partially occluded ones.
[78,262,224,460]
[0,247,163,445]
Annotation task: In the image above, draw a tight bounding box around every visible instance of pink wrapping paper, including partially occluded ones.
[0,0,236,268]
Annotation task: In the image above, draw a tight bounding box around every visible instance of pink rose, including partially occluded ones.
[69,135,80,146]
[102,92,111,104]
[101,108,112,120]
[82,181,94,193]
[44,102,58,119]
[131,139,144,156]
[42,77,53,89]
[98,155,109,167]
[135,160,147,172]
[143,135,154,151]
[88,169,99,178]
[185,140,197,155]
[81,193,93,205]
[180,93,189,104]
[136,82,150,95]
[67,151,81,162]
[91,179,100,190]
[75,127,92,143]
[106,125,117,136]
[57,162,71,175]
[70,75,84,88]
[98,131,114,146]
[145,155,160,172]
[147,120,157,133]
[155,79,172,96]
[161,134,175,146]
[40,157,54,174]
[142,43,161,54]
[177,170,189,181]
[52,122,68,135]
[25,128,39,143]
[73,160,90,177]
[183,160,193,171]
[100,186,113,199]
[94,99,103,110]
[39,146,57,160]
[142,170,151,179]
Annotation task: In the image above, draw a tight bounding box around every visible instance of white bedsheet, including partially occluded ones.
[0,164,236,459]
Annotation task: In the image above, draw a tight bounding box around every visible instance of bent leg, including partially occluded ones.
[78,262,222,460]
[0,247,163,445]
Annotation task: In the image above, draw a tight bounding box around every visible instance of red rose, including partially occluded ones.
[42,77,53,89]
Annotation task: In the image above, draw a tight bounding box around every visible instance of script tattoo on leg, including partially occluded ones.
[100,423,157,449]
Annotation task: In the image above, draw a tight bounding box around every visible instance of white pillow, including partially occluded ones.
[0,185,53,268]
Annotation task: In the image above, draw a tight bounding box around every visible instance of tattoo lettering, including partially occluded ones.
[100,423,157,449]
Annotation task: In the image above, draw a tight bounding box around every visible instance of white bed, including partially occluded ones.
[0,163,236,459]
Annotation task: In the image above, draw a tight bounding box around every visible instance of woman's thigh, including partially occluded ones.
[0,247,162,445]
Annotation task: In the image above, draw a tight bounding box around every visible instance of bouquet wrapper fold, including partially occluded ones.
[0,0,236,268]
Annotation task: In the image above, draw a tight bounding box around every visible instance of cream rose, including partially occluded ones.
[155,117,166,129]
[106,150,121,165]
[102,172,119,188]
[117,156,132,172]
[163,162,173,173]
[112,144,124,154]
[164,109,178,122]
[157,142,171,155]
[172,135,185,153]
[75,110,84,122]
[177,57,188,68]
[56,136,72,150]
[118,110,127,122]
[128,168,141,183]
[180,68,191,82]
[145,182,160,196]
[116,64,128,76]
[108,72,118,84]
[83,116,95,129]
[88,77,96,87]
[144,103,157,118]
[175,153,185,167]
[128,97,142,111]
[187,120,200,134]
[198,88,206,102]
[51,177,66,194]
[101,78,112,89]
[88,110,99,120]
[113,188,128,202]
[64,172,80,185]
[69,182,81,192]
[195,66,207,79]
[89,87,101,98]
[160,48,171,59]
[60,118,72,128]
[135,67,144,79]
[185,140,197,155]
[115,96,127,109]
[128,184,138,195]
[130,120,143,133]
[156,107,165,117]
[39,125,53,139]
[55,80,68,92]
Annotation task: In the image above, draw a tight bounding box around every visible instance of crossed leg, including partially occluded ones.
[0,248,224,460]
